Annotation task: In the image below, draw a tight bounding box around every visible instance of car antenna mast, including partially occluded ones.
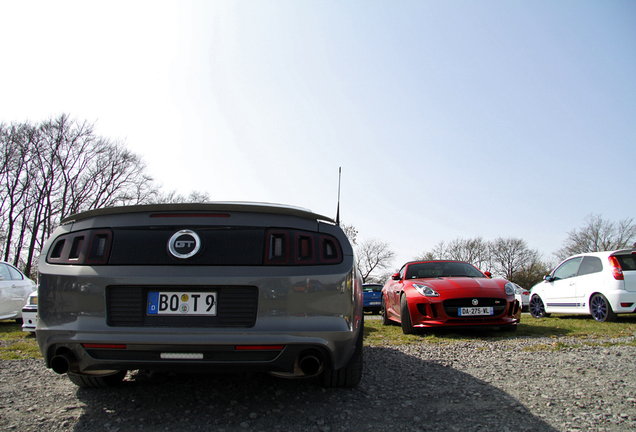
[335,167,341,226]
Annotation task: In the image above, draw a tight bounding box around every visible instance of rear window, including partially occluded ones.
[614,254,636,271]
[363,285,382,292]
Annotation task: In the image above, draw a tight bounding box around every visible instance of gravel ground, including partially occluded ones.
[1,330,636,432]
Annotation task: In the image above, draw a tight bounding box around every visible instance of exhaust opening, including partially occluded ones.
[51,351,79,375]
[298,351,324,376]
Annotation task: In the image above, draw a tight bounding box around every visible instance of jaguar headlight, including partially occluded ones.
[413,284,439,297]
[504,282,515,296]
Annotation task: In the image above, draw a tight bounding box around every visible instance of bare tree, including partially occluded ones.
[415,235,547,285]
[340,222,358,246]
[555,214,636,261]
[489,237,534,281]
[149,190,211,204]
[511,250,552,289]
[414,237,490,271]
[355,238,395,283]
[0,114,169,276]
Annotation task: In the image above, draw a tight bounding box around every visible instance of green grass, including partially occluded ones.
[363,313,636,348]
[0,320,41,360]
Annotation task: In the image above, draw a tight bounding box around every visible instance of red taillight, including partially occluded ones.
[47,229,113,265]
[608,256,624,280]
[149,213,230,218]
[82,343,127,349]
[264,229,342,265]
[235,345,285,351]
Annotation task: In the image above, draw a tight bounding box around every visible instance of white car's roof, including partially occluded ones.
[567,249,635,259]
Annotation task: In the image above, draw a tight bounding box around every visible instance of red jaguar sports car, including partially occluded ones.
[381,260,520,334]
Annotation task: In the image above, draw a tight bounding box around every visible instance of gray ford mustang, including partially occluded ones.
[37,202,363,388]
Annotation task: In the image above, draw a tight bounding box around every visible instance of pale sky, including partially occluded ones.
[1,0,635,269]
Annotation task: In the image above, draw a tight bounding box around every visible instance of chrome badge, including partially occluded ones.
[472,299,479,306]
[168,230,201,259]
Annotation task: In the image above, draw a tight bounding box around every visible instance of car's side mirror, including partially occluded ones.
[543,275,554,282]
[391,273,400,281]
[484,271,492,278]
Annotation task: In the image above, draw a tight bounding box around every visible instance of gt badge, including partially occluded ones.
[168,230,201,259]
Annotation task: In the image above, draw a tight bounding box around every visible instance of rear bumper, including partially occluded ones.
[37,324,360,376]
[605,290,636,313]
[21,307,37,332]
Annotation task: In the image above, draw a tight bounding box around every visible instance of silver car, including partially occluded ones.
[37,203,363,388]
[0,261,36,323]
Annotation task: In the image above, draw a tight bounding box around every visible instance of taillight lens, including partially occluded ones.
[264,229,342,265]
[608,256,624,280]
[46,229,113,265]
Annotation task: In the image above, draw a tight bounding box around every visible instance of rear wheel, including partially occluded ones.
[400,294,416,335]
[529,295,550,318]
[590,293,617,322]
[319,321,363,388]
[67,371,127,388]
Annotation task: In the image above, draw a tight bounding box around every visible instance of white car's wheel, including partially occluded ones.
[590,293,617,322]
[529,295,550,319]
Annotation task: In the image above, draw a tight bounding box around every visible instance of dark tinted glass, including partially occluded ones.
[615,255,636,271]
[405,262,485,279]
[577,256,603,276]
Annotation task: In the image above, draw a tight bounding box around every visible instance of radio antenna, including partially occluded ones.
[335,167,341,225]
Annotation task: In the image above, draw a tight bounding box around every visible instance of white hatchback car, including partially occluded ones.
[529,248,636,322]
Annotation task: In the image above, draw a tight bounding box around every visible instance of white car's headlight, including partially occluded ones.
[413,284,439,297]
[504,282,515,296]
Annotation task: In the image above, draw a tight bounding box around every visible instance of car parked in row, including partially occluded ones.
[363,283,383,314]
[36,202,364,388]
[381,260,520,334]
[22,290,38,334]
[0,261,36,324]
[512,283,530,312]
[529,248,636,322]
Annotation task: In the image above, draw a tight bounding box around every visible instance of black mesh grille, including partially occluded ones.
[106,286,258,328]
[443,297,507,318]
[108,227,265,265]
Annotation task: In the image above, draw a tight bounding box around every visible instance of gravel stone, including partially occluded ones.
[1,334,635,431]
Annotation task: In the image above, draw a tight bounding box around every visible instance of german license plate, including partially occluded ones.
[458,306,493,316]
[147,292,217,315]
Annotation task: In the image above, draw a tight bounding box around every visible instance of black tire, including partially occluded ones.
[381,295,394,326]
[67,371,127,388]
[500,325,518,332]
[400,294,416,335]
[15,318,23,325]
[319,321,363,388]
[590,293,617,323]
[529,295,550,319]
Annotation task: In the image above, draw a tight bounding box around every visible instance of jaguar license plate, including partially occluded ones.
[458,306,493,316]
[147,292,217,315]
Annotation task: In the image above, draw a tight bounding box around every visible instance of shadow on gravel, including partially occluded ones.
[72,346,557,432]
